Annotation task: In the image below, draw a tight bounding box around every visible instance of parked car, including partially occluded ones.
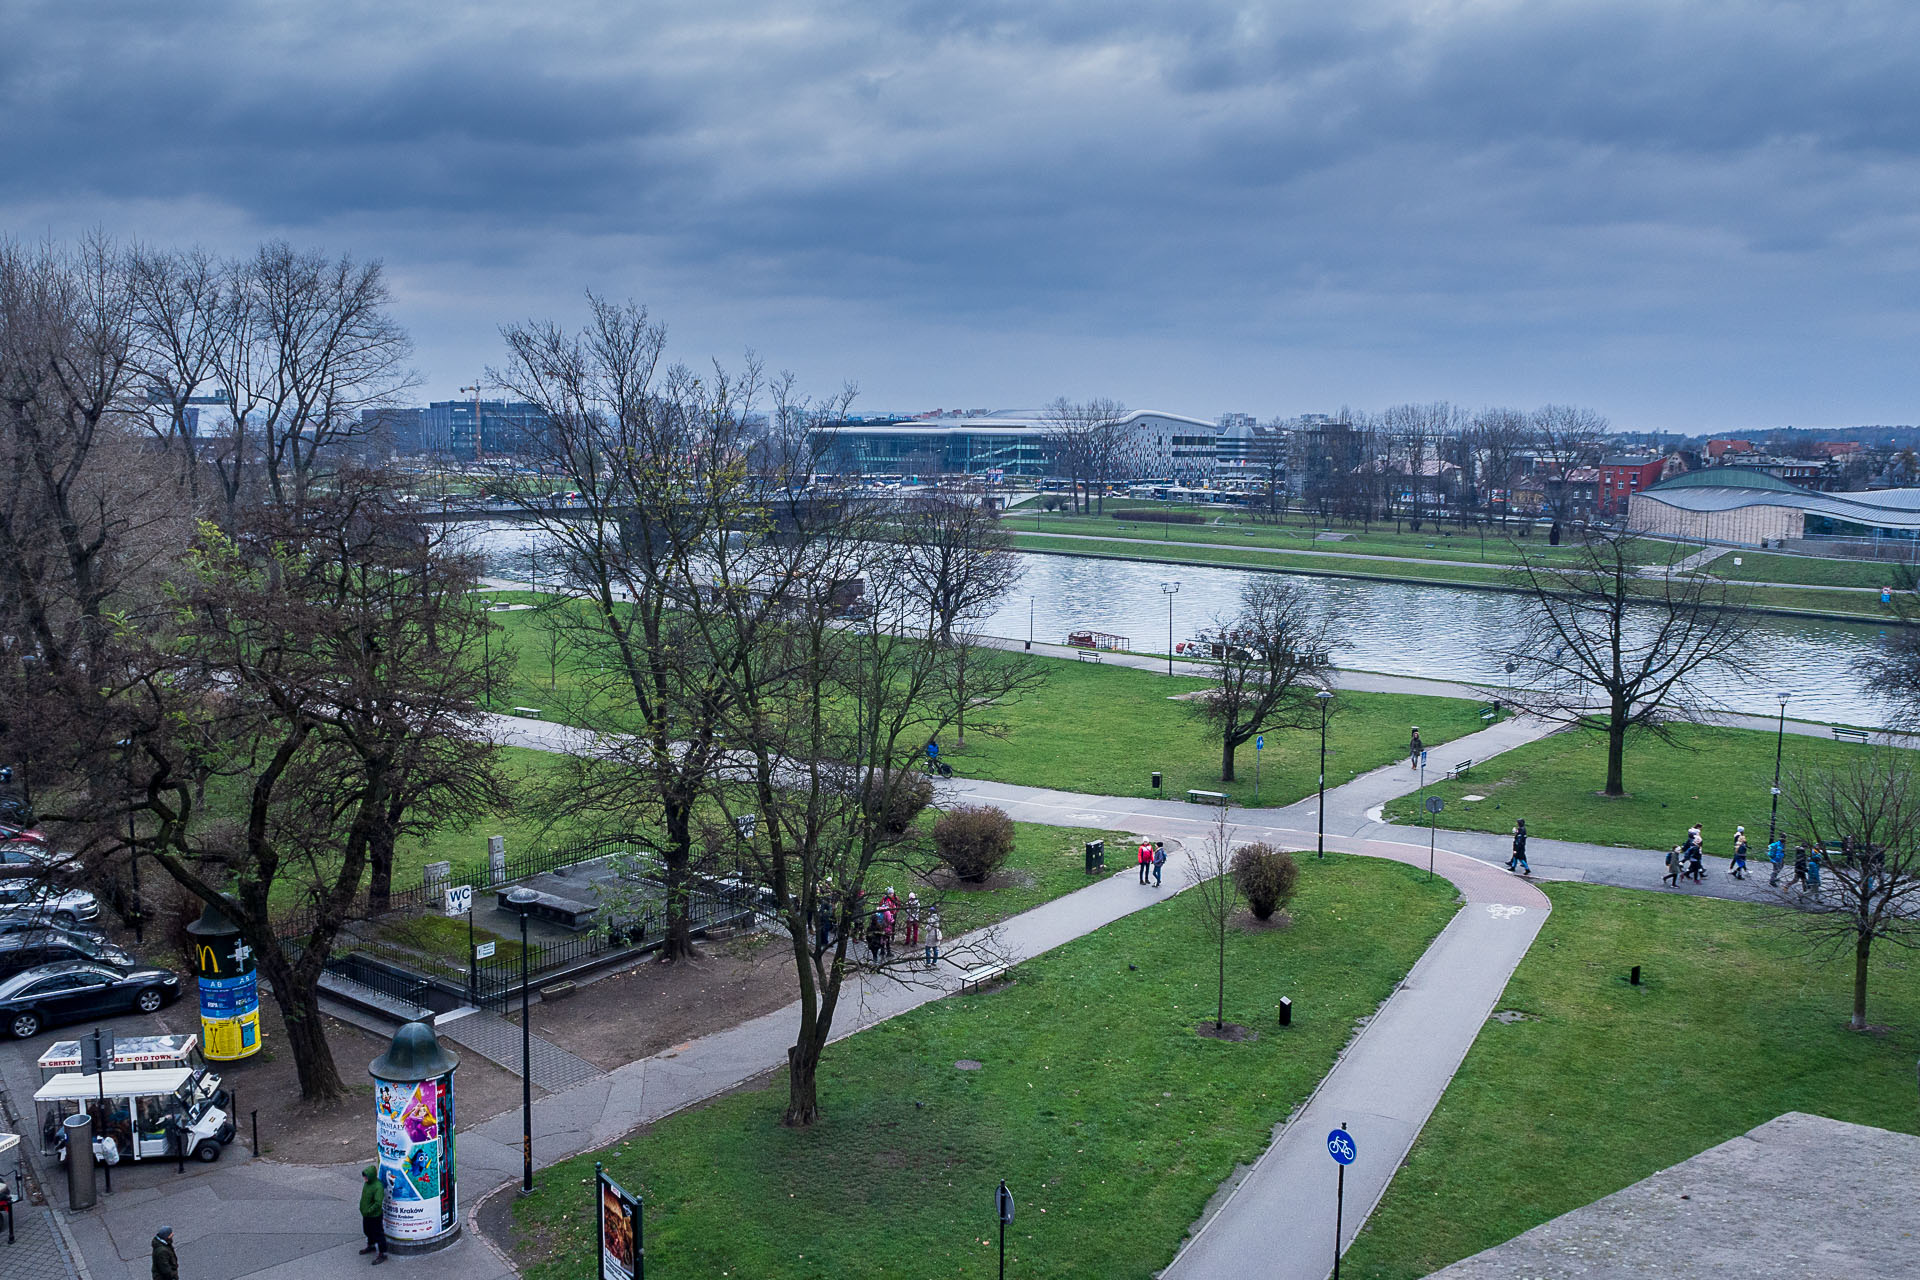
[0,840,81,879]
[0,882,100,928]
[0,914,104,942]
[0,930,136,982]
[1,961,182,1039]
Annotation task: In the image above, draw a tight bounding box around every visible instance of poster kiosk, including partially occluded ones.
[369,1020,460,1252]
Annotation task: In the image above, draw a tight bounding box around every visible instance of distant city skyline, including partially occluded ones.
[6,2,1917,432]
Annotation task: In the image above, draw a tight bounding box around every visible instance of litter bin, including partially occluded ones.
[65,1113,96,1211]
[1084,840,1105,875]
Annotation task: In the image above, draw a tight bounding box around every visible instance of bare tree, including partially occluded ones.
[1042,397,1127,514]
[1468,406,1533,527]
[125,245,226,499]
[1497,532,1751,796]
[1777,751,1920,1030]
[1531,403,1608,527]
[1188,812,1235,1031]
[1189,579,1342,782]
[1378,402,1465,531]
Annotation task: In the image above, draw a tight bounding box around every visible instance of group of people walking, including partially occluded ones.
[1659,823,1868,895]
[1136,840,1168,887]
[818,887,944,969]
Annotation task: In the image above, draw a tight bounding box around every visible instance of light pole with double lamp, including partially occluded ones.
[506,886,538,1193]
[1161,580,1180,675]
[1767,691,1790,846]
[1316,688,1334,858]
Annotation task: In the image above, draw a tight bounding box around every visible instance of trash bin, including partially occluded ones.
[1084,840,1105,874]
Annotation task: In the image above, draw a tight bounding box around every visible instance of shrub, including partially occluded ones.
[1111,509,1205,524]
[1230,844,1300,920]
[864,771,935,836]
[932,805,1016,883]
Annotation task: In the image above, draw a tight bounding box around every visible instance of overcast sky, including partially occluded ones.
[5,0,1916,431]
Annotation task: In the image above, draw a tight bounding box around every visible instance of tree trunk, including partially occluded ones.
[259,953,346,1101]
[784,1037,823,1127]
[1853,933,1871,1031]
[1604,713,1627,796]
[368,822,395,912]
[1215,919,1226,1030]
[660,803,695,962]
[1221,736,1237,783]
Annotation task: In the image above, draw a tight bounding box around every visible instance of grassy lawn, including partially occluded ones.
[1379,723,1897,851]
[506,855,1460,1280]
[943,658,1492,807]
[930,822,1141,934]
[1344,882,1920,1279]
[1703,550,1916,590]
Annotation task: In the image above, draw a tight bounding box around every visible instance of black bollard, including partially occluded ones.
[251,1109,259,1155]
[1278,996,1293,1027]
[1630,965,1641,986]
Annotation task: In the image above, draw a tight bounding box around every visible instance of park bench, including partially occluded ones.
[1832,726,1871,743]
[1444,759,1474,781]
[959,962,1009,993]
[1074,648,1102,662]
[497,887,598,930]
[1186,789,1229,806]
[512,706,542,718]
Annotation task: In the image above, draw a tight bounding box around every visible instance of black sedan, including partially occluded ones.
[1,961,182,1039]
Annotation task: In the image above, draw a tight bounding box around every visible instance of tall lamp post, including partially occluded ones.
[1161,580,1181,676]
[1316,689,1335,858]
[506,886,538,1193]
[1767,692,1790,846]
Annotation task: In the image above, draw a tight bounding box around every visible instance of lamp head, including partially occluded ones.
[506,887,538,912]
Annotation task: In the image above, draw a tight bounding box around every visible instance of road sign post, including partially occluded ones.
[1327,1125,1356,1279]
[996,1180,1015,1280]
[1424,796,1444,881]
[1254,734,1264,802]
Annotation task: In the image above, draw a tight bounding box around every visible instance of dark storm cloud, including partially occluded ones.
[4,0,1918,422]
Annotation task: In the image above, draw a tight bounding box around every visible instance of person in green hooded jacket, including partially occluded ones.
[151,1225,178,1280]
[358,1166,388,1264]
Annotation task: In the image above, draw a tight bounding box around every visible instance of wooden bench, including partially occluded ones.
[497,887,598,929]
[1832,726,1870,743]
[512,706,542,718]
[1444,759,1474,781]
[959,963,1008,992]
[1186,789,1229,806]
[1074,648,1102,662]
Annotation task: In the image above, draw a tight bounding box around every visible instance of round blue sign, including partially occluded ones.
[1255,734,1264,750]
[1327,1129,1357,1165]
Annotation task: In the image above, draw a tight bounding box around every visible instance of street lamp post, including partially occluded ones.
[507,886,538,1193]
[1316,689,1334,858]
[1027,596,1034,651]
[1161,580,1181,676]
[1768,692,1789,846]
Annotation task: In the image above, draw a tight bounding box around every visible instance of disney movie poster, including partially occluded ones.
[374,1073,457,1240]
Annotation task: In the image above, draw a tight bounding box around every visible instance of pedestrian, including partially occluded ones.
[1507,820,1528,873]
[1664,845,1680,887]
[152,1226,179,1280]
[1767,837,1786,886]
[1152,841,1167,887]
[1684,842,1705,883]
[1409,726,1423,769]
[865,911,885,964]
[1137,840,1153,885]
[815,896,833,952]
[923,910,941,969]
[903,892,921,948]
[358,1166,389,1264]
[1730,827,1748,875]
[1808,845,1824,895]
[881,888,900,957]
[1791,844,1808,888]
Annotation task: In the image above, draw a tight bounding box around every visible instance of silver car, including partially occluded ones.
[0,882,100,929]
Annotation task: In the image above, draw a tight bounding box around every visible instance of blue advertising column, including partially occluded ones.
[185,901,261,1062]
[369,1021,461,1252]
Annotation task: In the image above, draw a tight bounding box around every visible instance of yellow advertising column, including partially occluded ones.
[185,901,262,1061]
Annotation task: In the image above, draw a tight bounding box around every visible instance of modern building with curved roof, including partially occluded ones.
[1627,467,1920,547]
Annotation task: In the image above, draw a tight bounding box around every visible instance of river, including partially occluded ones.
[452,522,1891,726]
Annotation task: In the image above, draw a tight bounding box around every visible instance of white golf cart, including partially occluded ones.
[37,1033,213,1086]
[34,1066,236,1164]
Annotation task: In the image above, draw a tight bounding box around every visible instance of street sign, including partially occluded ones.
[735,813,756,840]
[997,1181,1015,1224]
[1425,796,1445,814]
[444,884,473,918]
[474,941,496,960]
[1254,734,1264,751]
[1327,1128,1357,1165]
[1420,749,1428,767]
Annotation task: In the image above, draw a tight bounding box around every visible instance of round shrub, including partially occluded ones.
[865,771,935,835]
[1231,843,1300,921]
[933,805,1016,883]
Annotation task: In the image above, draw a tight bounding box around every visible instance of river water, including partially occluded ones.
[453,522,1890,726]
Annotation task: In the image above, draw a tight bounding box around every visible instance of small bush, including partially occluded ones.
[1111,509,1205,524]
[933,805,1016,883]
[1231,844,1300,920]
[865,771,935,836]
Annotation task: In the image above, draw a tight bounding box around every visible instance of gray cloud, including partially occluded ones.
[3,0,1918,426]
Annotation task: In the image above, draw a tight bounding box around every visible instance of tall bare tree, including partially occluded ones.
[125,245,226,499]
[1188,812,1235,1031]
[1777,751,1920,1030]
[1042,397,1128,514]
[1188,578,1342,782]
[1497,533,1751,796]
[1467,406,1533,526]
[1531,403,1608,526]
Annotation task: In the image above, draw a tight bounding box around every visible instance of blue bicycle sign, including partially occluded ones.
[1326,1129,1357,1165]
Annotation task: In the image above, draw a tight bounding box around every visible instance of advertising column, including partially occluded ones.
[368,1021,461,1252]
[185,901,261,1062]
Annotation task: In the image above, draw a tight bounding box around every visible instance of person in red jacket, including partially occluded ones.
[1137,841,1153,885]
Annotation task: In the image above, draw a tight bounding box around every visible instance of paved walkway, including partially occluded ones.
[435,1011,602,1092]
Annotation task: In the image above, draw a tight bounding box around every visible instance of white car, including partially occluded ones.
[0,882,100,928]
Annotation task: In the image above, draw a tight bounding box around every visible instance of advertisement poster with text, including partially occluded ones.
[375,1074,456,1240]
[599,1172,638,1280]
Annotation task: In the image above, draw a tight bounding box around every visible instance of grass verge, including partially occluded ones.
[1344,882,1920,1278]
[505,854,1460,1280]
